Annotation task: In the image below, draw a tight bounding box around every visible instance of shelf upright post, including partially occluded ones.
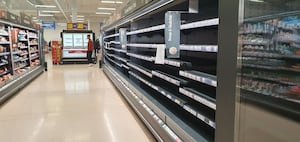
[8,26,14,75]
[216,0,241,142]
[27,30,31,64]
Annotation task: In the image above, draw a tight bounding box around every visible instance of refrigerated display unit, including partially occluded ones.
[61,30,95,64]
[102,0,300,142]
[0,19,44,104]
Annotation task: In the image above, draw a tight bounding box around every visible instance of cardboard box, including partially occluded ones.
[0,9,7,19]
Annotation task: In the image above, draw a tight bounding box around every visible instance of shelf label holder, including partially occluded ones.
[165,11,181,58]
[119,28,127,49]
[164,0,199,59]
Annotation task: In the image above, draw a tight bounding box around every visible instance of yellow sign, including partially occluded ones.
[67,23,88,30]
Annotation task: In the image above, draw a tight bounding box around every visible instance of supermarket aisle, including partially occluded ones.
[0,55,155,142]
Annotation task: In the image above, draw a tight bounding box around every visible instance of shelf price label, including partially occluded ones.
[119,28,127,49]
[165,11,180,58]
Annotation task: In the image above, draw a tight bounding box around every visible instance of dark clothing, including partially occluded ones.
[87,51,93,63]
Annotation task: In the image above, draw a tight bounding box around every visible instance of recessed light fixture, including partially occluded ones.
[101,1,123,4]
[249,0,264,2]
[41,10,60,13]
[35,5,57,8]
[70,15,85,18]
[38,14,54,17]
[96,12,111,15]
[98,7,116,10]
[77,18,85,21]
[26,0,34,6]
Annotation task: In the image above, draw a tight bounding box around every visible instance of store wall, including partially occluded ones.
[43,23,66,43]
[43,22,100,43]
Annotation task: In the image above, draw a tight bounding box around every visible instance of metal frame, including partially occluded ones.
[215,0,240,141]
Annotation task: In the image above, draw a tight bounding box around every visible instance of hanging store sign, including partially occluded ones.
[42,21,56,30]
[165,11,180,58]
[67,23,88,30]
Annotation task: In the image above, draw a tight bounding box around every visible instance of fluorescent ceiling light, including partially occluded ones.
[39,14,54,17]
[96,12,111,15]
[77,18,85,21]
[41,10,60,13]
[70,15,85,18]
[98,7,116,10]
[26,0,34,6]
[101,1,123,4]
[35,5,56,8]
[32,17,37,19]
[249,0,264,2]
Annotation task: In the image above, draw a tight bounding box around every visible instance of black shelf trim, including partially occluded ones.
[152,70,181,86]
[127,62,153,77]
[179,87,216,110]
[105,55,123,68]
[127,52,154,62]
[179,70,217,87]
[183,104,216,128]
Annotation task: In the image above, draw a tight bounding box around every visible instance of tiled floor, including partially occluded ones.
[0,55,155,142]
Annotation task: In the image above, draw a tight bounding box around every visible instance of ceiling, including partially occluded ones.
[0,0,129,24]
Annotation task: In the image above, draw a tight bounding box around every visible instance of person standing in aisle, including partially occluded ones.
[87,35,93,66]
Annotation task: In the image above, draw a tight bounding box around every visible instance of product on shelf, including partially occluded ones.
[28,32,37,37]
[30,59,40,66]
[0,36,8,42]
[18,34,27,41]
[240,15,300,105]
[0,45,7,53]
[30,39,38,44]
[0,29,8,35]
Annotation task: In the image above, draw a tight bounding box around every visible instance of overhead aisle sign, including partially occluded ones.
[67,23,88,30]
[42,21,56,30]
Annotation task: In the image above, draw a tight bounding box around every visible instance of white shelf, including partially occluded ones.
[180,45,218,52]
[0,41,10,44]
[0,62,7,67]
[127,53,154,62]
[14,64,27,70]
[29,43,38,46]
[107,53,128,63]
[30,50,39,54]
[127,24,165,35]
[179,88,216,110]
[164,59,181,67]
[183,105,216,128]
[103,33,120,39]
[126,43,218,52]
[19,46,28,49]
[30,56,39,60]
[0,70,9,76]
[152,71,181,86]
[0,52,10,56]
[179,70,217,87]
[127,43,165,49]
[127,62,153,77]
[125,18,219,36]
[180,18,219,30]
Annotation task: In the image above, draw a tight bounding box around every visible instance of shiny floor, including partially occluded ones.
[0,55,156,142]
